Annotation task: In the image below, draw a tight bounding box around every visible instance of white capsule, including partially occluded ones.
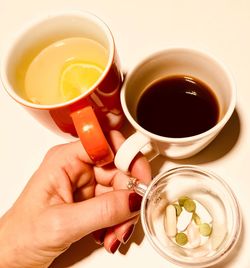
[177,209,193,232]
[164,205,177,237]
[194,200,212,224]
[187,221,201,248]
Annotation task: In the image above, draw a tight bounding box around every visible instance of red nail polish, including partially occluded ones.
[129,192,143,212]
[110,239,121,254]
[122,224,135,243]
[93,228,107,245]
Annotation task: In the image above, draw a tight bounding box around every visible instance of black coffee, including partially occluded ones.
[136,75,219,138]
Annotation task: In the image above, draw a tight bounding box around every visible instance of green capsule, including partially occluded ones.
[199,223,212,236]
[183,199,196,213]
[175,232,188,246]
[178,196,189,207]
[173,204,182,216]
[192,212,201,225]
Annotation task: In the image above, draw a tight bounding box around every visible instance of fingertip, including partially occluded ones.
[103,228,121,254]
[109,130,152,182]
[103,220,137,254]
[67,140,94,164]
[108,130,126,152]
[112,218,138,245]
[130,152,152,183]
[109,239,121,254]
[92,228,107,245]
[122,224,135,244]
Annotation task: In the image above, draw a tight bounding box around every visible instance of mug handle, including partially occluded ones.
[71,106,114,166]
[114,131,156,172]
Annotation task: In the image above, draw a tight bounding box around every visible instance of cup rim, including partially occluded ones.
[140,165,242,267]
[0,10,115,110]
[120,47,237,144]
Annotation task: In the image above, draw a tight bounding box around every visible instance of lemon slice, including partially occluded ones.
[60,62,103,101]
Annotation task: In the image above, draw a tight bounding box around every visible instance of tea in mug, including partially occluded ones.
[19,37,108,105]
[136,75,219,138]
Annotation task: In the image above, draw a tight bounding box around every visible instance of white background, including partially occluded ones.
[0,1,250,267]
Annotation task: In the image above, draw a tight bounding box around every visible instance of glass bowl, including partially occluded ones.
[134,165,241,267]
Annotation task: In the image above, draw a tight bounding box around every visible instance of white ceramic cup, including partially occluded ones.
[115,48,236,172]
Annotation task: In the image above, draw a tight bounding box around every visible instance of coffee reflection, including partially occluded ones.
[136,75,219,138]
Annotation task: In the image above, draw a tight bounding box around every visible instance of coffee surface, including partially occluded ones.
[136,75,219,138]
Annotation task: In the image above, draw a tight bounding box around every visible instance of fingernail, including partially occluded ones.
[129,192,143,212]
[110,239,121,254]
[93,228,107,245]
[122,224,135,244]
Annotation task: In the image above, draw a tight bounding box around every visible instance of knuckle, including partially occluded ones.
[43,210,68,246]
[49,214,64,234]
[100,194,120,226]
[47,145,60,154]
[45,145,63,159]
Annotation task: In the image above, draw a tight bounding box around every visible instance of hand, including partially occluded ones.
[0,130,151,268]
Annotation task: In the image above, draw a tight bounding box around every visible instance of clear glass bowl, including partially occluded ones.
[136,165,241,267]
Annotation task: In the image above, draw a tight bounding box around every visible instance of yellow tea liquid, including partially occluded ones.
[21,37,108,105]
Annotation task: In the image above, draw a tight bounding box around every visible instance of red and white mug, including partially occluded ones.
[0,11,124,166]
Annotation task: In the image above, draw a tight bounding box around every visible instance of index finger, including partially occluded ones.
[93,131,152,190]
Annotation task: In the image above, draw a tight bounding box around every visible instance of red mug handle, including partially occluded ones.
[71,106,114,166]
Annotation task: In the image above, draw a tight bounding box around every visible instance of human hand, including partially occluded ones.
[0,130,151,268]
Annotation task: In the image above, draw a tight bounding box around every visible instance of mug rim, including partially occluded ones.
[0,10,115,110]
[120,47,237,144]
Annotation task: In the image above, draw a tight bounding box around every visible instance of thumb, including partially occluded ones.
[60,190,142,243]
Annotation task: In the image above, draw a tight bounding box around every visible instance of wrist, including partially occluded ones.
[0,243,50,268]
[0,219,20,268]
[0,214,50,268]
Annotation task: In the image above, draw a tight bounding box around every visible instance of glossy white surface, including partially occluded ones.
[0,1,250,267]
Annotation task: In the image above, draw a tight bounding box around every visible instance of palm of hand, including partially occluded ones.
[0,131,151,268]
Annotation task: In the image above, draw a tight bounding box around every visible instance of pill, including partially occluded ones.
[164,204,177,237]
[194,200,212,224]
[184,199,196,212]
[192,212,201,225]
[175,232,188,246]
[199,223,212,236]
[178,196,189,206]
[187,221,201,248]
[177,209,193,232]
[173,203,182,216]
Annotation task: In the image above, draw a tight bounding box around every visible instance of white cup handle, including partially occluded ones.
[114,131,154,172]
